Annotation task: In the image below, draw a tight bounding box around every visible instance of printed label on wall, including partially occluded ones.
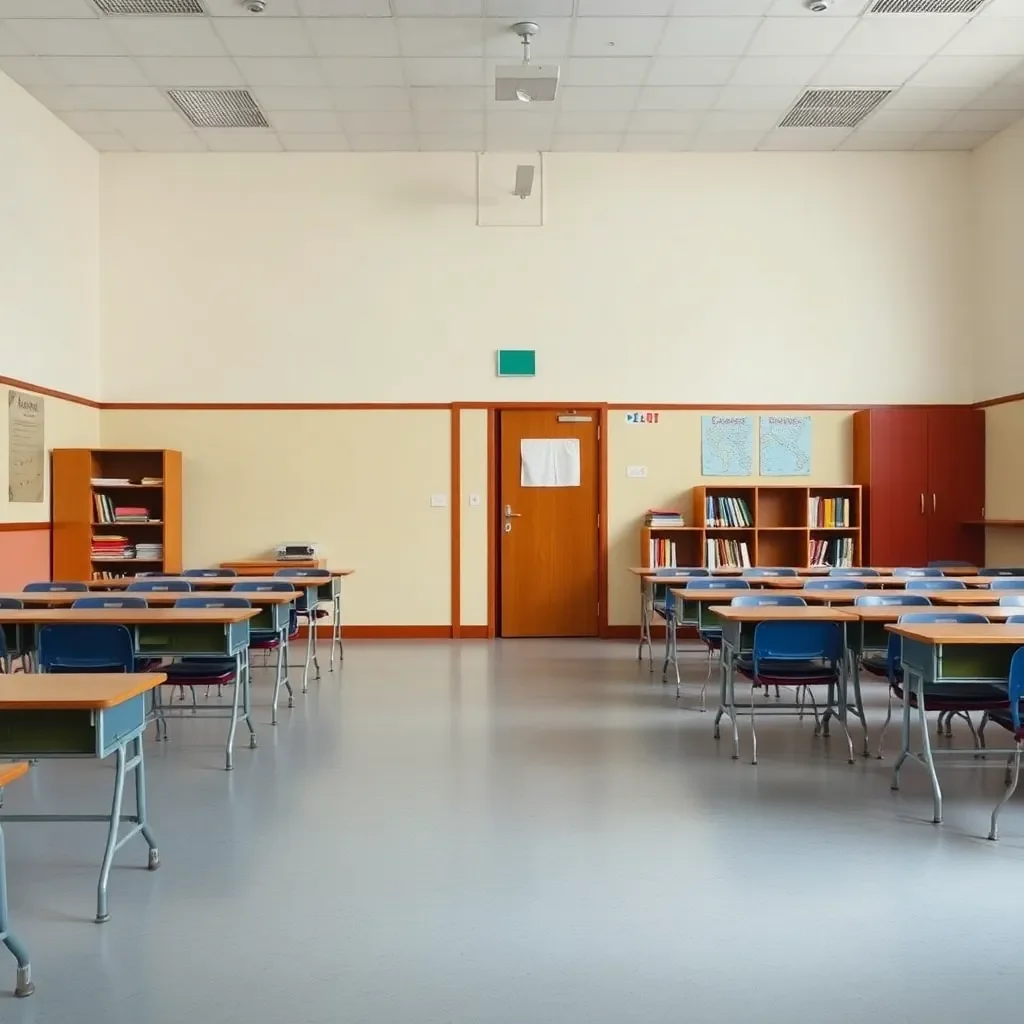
[8,390,44,503]
[625,412,660,424]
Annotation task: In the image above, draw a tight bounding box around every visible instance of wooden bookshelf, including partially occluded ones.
[639,485,862,570]
[51,449,182,581]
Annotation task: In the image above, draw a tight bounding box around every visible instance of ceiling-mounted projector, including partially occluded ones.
[495,22,559,103]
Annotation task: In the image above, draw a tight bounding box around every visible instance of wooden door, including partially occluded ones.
[499,409,600,637]
[927,407,985,565]
[858,409,930,566]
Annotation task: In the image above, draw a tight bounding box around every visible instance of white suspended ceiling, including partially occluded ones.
[3,0,1024,151]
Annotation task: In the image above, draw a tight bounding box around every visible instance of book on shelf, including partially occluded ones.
[91,477,131,486]
[704,495,753,528]
[91,533,130,559]
[645,509,685,527]
[705,537,751,570]
[140,477,163,485]
[114,505,151,522]
[809,537,854,568]
[809,495,852,529]
[135,543,163,560]
[91,570,135,580]
[648,537,678,568]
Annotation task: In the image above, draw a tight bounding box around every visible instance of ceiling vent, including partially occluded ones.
[868,0,987,13]
[780,88,893,129]
[92,0,205,12]
[168,89,269,128]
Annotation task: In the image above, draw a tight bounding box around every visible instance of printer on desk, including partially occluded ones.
[274,543,319,561]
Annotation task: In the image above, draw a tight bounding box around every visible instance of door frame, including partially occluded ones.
[482,403,608,639]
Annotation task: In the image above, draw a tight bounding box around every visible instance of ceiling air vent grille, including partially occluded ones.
[93,0,205,12]
[780,88,893,129]
[169,89,269,128]
[869,0,987,13]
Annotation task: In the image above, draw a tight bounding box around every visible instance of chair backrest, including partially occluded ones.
[1006,615,1024,625]
[730,595,807,607]
[0,598,22,609]
[906,578,965,591]
[273,568,331,577]
[854,593,931,606]
[23,581,88,592]
[231,581,294,593]
[898,611,989,624]
[127,579,194,592]
[988,578,1024,590]
[38,624,134,673]
[752,621,841,668]
[981,567,1024,577]
[181,568,235,577]
[684,578,750,590]
[829,567,879,577]
[72,596,147,608]
[893,567,942,577]
[998,595,1024,607]
[742,568,798,577]
[134,571,174,577]
[805,578,864,590]
[175,596,252,608]
[1008,648,1024,733]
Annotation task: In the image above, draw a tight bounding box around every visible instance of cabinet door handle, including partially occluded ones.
[932,493,937,513]
[921,493,925,515]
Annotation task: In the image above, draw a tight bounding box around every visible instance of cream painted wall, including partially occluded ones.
[459,408,488,628]
[0,390,99,524]
[984,399,1024,568]
[100,409,451,626]
[607,410,853,625]
[0,72,99,399]
[99,152,974,405]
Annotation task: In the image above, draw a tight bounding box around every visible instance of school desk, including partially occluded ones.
[707,605,861,764]
[925,589,1024,605]
[0,609,258,771]
[0,674,164,923]
[0,762,32,997]
[884,623,1024,824]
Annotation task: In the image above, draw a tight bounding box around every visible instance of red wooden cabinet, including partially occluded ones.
[853,407,984,567]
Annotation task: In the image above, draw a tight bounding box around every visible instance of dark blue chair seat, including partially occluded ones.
[861,654,895,678]
[163,659,236,685]
[986,707,1024,742]
[250,632,282,650]
[735,657,834,683]
[890,682,1007,712]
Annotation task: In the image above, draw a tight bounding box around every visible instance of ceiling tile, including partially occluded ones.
[203,0,301,13]
[485,18,569,57]
[30,83,168,109]
[996,61,1024,83]
[334,85,411,109]
[767,0,868,11]
[627,108,704,130]
[646,56,736,84]
[758,127,851,149]
[865,107,953,130]
[885,84,980,108]
[689,129,767,149]
[212,17,313,57]
[42,55,146,86]
[81,132,134,150]
[341,110,415,132]
[235,56,325,86]
[484,0,572,15]
[0,55,59,86]
[701,108,780,131]
[0,0,96,14]
[557,109,630,131]
[838,14,967,56]
[747,17,856,56]
[486,133,552,150]
[57,110,114,131]
[130,134,206,151]
[946,18,1024,56]
[310,18,401,55]
[297,0,391,13]
[840,130,927,149]
[983,0,1024,11]
[347,133,417,148]
[397,17,483,58]
[413,109,484,131]
[279,133,350,149]
[620,132,691,150]
[487,108,557,130]
[410,85,486,109]
[267,109,342,131]
[252,85,335,109]
[944,107,1022,130]
[673,0,773,11]
[911,54,1019,86]
[577,0,673,13]
[319,56,405,85]
[636,84,720,108]
[552,133,622,150]
[417,133,483,148]
[916,130,991,149]
[660,17,760,55]
[403,56,484,84]
[969,84,1024,108]
[559,84,640,109]
[136,56,243,87]
[105,109,191,133]
[392,0,482,12]
[563,56,651,85]
[570,17,667,56]
[715,84,801,109]
[11,18,123,55]
[110,16,226,57]
[728,55,824,84]
[813,53,926,86]
[198,128,282,150]
[0,24,29,55]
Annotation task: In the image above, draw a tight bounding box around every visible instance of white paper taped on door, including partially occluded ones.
[521,439,581,487]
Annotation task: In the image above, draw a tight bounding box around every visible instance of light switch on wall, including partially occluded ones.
[430,494,448,508]
[469,493,481,507]
[626,465,648,478]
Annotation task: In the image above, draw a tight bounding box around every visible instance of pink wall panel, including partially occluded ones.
[0,528,50,590]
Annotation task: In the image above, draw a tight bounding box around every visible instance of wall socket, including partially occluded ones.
[430,494,447,508]
[626,465,648,478]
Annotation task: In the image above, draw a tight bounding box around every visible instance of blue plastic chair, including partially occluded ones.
[683,578,750,707]
[651,568,708,631]
[830,567,879,577]
[988,578,1024,590]
[127,580,193,592]
[805,578,865,590]
[0,598,24,673]
[999,596,1024,607]
[906,578,965,591]
[230,583,297,720]
[734,621,848,764]
[985,648,1024,839]
[23,582,87,593]
[181,568,236,577]
[162,596,252,702]
[1005,614,1024,623]
[38,624,133,673]
[855,594,931,607]
[730,595,807,607]
[71,596,147,608]
[982,567,1024,577]
[893,567,942,578]
[742,568,798,577]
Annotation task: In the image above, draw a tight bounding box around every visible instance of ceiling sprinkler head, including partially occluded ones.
[805,0,832,9]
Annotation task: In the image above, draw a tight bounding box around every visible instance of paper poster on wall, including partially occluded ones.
[701,415,754,476]
[8,389,44,503]
[521,439,580,487]
[760,415,812,476]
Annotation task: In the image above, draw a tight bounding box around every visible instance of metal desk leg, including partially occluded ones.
[241,648,257,751]
[914,672,943,824]
[0,823,32,997]
[270,626,295,726]
[713,645,728,737]
[891,670,913,791]
[330,586,343,671]
[638,581,652,669]
[302,613,314,694]
[835,651,855,765]
[226,650,242,771]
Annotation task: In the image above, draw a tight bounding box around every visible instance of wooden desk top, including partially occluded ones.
[0,608,258,624]
[0,762,30,788]
[886,623,1024,644]
[0,673,166,709]
[926,589,1024,604]
[853,605,1023,622]
[88,575,347,590]
[708,605,857,622]
[964,577,1024,588]
[1,591,297,606]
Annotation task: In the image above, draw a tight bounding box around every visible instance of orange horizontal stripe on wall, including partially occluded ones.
[0,523,49,532]
[0,376,100,409]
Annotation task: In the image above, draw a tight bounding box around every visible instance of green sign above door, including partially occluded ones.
[496,350,536,377]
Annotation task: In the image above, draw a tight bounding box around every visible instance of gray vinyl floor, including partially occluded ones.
[2,638,1023,1024]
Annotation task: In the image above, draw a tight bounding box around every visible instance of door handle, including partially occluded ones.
[932,493,936,513]
[920,493,925,515]
[504,504,521,519]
